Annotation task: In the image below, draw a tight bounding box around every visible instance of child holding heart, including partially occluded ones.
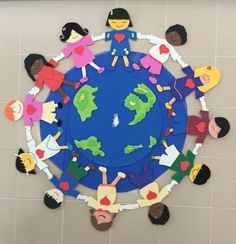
[150,140,211,186]
[54,22,105,84]
[128,164,171,225]
[88,166,138,231]
[15,126,72,175]
[133,24,188,84]
[44,151,95,209]
[156,65,221,115]
[5,87,63,127]
[103,8,138,71]
[164,111,230,155]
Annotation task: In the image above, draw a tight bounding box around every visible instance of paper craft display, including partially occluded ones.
[55,22,105,83]
[124,144,143,154]
[105,8,137,70]
[42,51,186,186]
[156,65,220,115]
[164,111,230,154]
[88,167,138,231]
[149,136,157,148]
[151,140,211,185]
[6,6,231,231]
[133,24,187,84]
[5,91,63,127]
[44,151,94,209]
[124,83,156,125]
[128,164,170,225]
[73,85,98,122]
[24,54,80,104]
[74,136,105,157]
[15,127,72,174]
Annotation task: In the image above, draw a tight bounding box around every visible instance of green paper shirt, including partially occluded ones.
[170,150,195,183]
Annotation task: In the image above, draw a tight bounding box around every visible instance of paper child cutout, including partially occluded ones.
[44,151,95,209]
[15,127,72,175]
[150,140,211,185]
[156,65,220,115]
[164,111,230,154]
[54,22,105,83]
[24,54,80,104]
[5,88,63,127]
[88,166,138,231]
[128,164,170,225]
[104,8,137,71]
[133,24,187,84]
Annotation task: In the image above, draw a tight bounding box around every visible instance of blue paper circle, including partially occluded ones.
[40,51,187,192]
[68,70,163,167]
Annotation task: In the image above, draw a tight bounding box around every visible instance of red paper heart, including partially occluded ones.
[180,161,190,171]
[74,45,84,55]
[146,191,158,200]
[114,34,125,43]
[27,105,37,115]
[185,78,195,89]
[59,181,70,191]
[36,149,45,159]
[100,196,111,206]
[195,122,206,133]
[159,44,169,54]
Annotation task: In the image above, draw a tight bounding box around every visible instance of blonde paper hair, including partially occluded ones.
[194,65,220,93]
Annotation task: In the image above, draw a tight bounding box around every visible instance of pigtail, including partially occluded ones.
[83,28,89,36]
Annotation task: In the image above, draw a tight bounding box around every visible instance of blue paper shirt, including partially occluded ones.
[105,29,137,56]
[170,66,205,101]
[50,174,80,198]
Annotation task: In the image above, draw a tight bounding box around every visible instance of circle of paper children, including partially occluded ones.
[4,8,231,231]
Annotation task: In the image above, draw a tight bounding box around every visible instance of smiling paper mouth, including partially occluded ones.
[17,104,22,114]
[72,35,79,39]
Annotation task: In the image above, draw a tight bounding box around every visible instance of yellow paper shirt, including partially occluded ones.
[137,182,169,207]
[87,184,120,213]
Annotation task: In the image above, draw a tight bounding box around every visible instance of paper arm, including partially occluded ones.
[43,167,53,179]
[76,194,88,202]
[28,86,40,96]
[52,53,65,62]
[192,143,202,155]
[25,126,37,154]
[199,96,208,111]
[92,33,105,42]
[147,34,163,44]
[165,180,178,192]
[158,185,171,200]
[119,203,139,211]
[176,56,188,68]
[137,32,151,40]
[25,126,34,142]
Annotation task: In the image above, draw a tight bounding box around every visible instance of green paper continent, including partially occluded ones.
[124,144,143,154]
[74,136,105,157]
[73,85,98,122]
[124,83,156,125]
[149,136,157,148]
